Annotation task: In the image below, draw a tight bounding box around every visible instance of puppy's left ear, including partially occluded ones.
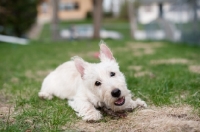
[99,43,115,62]
[72,56,86,77]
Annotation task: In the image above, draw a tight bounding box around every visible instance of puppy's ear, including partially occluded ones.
[72,56,86,77]
[99,43,115,62]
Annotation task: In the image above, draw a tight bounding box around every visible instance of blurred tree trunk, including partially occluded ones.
[127,0,135,39]
[93,0,103,39]
[191,0,198,32]
[110,0,114,17]
[51,0,59,40]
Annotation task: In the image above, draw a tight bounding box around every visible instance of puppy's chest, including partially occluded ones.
[88,96,102,108]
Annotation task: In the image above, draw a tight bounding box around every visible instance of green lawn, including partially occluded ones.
[0,39,200,131]
[1,18,200,131]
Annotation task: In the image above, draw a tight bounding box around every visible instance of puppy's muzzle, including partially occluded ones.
[111,88,121,98]
[111,88,125,106]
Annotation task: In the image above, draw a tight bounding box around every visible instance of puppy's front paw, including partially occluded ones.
[83,110,102,121]
[136,98,147,108]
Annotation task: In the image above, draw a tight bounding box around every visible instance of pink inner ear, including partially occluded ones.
[74,60,85,77]
[101,44,113,60]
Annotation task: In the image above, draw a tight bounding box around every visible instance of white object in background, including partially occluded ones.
[0,35,29,45]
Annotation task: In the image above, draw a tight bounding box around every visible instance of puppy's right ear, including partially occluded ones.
[72,56,86,77]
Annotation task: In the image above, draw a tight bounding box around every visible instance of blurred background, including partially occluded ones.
[0,0,200,45]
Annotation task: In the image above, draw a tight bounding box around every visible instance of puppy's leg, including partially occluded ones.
[132,98,147,108]
[68,99,102,121]
[126,97,147,109]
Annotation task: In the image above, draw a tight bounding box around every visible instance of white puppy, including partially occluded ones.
[38,42,147,121]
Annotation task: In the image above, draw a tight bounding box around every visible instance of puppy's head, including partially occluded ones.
[73,43,130,111]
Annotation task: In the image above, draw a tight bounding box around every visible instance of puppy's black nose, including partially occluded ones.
[111,88,121,98]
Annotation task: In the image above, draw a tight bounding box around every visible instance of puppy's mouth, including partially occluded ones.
[114,96,125,106]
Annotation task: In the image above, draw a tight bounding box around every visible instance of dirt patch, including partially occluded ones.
[65,106,200,132]
[189,65,200,74]
[150,58,189,65]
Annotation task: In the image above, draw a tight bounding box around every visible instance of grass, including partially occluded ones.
[0,18,200,131]
[0,39,200,131]
[39,18,132,41]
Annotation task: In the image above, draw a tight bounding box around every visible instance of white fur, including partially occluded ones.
[38,43,147,121]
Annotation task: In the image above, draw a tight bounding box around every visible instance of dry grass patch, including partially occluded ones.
[126,42,164,56]
[66,106,200,132]
[112,42,163,56]
[150,58,189,65]
[189,65,200,74]
[127,42,164,49]
[10,77,19,84]
[132,106,200,132]
[0,93,15,125]
[128,65,142,71]
[69,51,99,59]
[128,65,155,78]
[25,69,52,81]
[134,71,155,78]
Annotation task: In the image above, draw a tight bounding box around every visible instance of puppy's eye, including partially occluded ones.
[110,72,115,77]
[95,81,101,86]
